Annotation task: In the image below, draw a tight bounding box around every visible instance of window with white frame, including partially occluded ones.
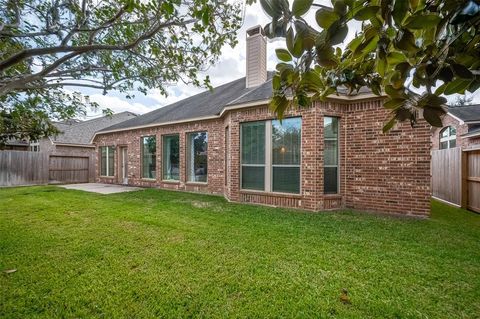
[162,135,179,181]
[187,132,208,182]
[29,140,40,152]
[324,117,339,194]
[241,117,302,194]
[100,146,114,176]
[141,136,156,179]
[439,126,456,149]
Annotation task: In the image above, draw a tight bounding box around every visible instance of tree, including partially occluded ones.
[451,94,474,107]
[253,0,480,131]
[0,0,241,145]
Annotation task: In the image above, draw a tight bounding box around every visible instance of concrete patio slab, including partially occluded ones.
[60,183,142,194]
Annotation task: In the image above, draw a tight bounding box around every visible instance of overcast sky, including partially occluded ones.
[81,2,478,118]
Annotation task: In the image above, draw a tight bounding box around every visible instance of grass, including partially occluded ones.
[0,186,479,318]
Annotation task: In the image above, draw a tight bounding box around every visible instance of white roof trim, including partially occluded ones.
[462,131,480,138]
[54,142,96,148]
[446,112,465,125]
[91,92,385,141]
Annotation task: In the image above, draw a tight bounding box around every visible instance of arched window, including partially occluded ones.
[439,126,456,149]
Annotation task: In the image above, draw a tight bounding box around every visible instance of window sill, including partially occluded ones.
[100,176,115,179]
[141,178,157,182]
[161,180,180,184]
[240,189,302,198]
[324,194,342,198]
[186,182,208,186]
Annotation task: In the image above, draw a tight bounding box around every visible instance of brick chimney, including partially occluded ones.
[246,25,267,88]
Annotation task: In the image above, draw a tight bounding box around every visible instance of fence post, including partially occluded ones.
[461,151,468,209]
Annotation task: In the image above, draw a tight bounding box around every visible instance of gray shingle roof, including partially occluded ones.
[98,72,374,133]
[448,104,480,122]
[52,111,137,145]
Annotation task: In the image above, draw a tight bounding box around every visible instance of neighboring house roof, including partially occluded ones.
[5,138,29,147]
[98,73,374,134]
[52,111,137,145]
[448,104,480,122]
[462,126,480,138]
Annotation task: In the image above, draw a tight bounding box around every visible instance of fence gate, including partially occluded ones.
[49,155,89,184]
[463,149,480,213]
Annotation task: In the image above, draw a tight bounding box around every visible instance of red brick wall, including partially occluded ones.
[340,99,431,216]
[94,98,432,216]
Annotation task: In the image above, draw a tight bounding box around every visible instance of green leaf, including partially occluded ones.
[394,29,417,51]
[404,14,442,29]
[383,117,397,133]
[377,57,386,77]
[423,107,443,127]
[384,98,406,109]
[353,6,380,21]
[315,9,339,29]
[443,78,473,95]
[286,27,294,54]
[272,74,281,90]
[269,95,289,119]
[328,22,349,45]
[451,63,473,79]
[387,51,407,65]
[392,0,409,26]
[259,0,282,18]
[292,34,305,58]
[292,0,313,18]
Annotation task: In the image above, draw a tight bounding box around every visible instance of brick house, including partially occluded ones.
[431,104,480,151]
[93,26,431,216]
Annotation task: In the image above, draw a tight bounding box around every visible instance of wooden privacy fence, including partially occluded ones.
[0,151,91,187]
[49,154,89,184]
[431,148,480,213]
[0,151,49,186]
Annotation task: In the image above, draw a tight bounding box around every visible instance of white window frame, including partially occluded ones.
[439,126,456,149]
[29,140,39,152]
[186,131,208,183]
[141,135,157,180]
[240,117,302,194]
[162,134,180,181]
[100,146,114,177]
[323,116,340,195]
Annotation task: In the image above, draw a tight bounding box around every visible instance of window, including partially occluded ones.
[272,118,301,193]
[439,126,456,149]
[141,136,156,179]
[29,140,39,152]
[324,117,339,194]
[241,121,266,190]
[163,135,179,181]
[100,146,114,177]
[187,132,208,182]
[240,117,302,194]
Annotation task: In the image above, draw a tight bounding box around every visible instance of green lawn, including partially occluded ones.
[1,186,479,318]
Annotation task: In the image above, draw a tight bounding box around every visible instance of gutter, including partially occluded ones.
[54,142,96,148]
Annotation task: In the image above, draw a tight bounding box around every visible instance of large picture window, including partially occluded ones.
[100,146,114,177]
[141,136,156,179]
[163,135,180,181]
[324,117,339,194]
[187,132,208,182]
[240,117,302,194]
[439,126,456,149]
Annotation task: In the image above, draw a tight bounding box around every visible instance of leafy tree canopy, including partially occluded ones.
[0,0,241,145]
[252,0,479,131]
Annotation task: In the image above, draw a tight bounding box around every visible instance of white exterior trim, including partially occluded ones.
[446,112,465,125]
[54,142,96,148]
